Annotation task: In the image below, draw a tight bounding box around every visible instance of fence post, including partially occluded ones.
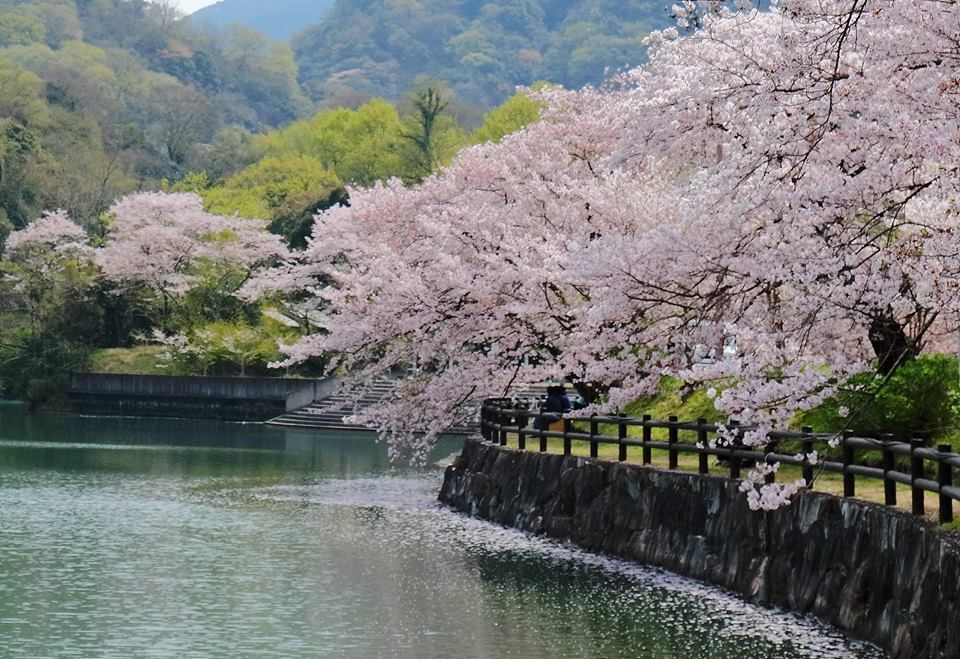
[539,417,547,452]
[590,415,599,458]
[642,415,652,465]
[911,439,925,516]
[801,426,814,487]
[697,417,709,474]
[881,434,896,506]
[842,430,855,498]
[729,420,741,480]
[764,438,776,484]
[499,407,508,447]
[668,415,678,470]
[481,404,491,442]
[938,443,953,525]
[517,409,527,451]
[618,417,627,462]
[563,418,572,456]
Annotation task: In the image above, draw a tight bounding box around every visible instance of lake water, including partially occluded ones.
[0,403,882,658]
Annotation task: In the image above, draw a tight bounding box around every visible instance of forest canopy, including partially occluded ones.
[293,0,666,107]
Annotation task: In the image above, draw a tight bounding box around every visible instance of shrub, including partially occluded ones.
[801,355,960,442]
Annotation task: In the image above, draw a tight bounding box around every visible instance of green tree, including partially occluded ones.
[256,98,408,186]
[470,88,543,144]
[399,84,466,183]
[201,154,342,220]
[0,10,46,47]
[0,55,49,126]
[268,187,349,249]
[0,223,100,402]
[0,121,48,229]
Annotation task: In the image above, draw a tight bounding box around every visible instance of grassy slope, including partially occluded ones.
[87,346,169,375]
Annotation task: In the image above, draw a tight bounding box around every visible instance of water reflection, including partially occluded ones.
[0,404,881,658]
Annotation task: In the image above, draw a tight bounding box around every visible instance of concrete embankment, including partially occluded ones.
[439,438,960,658]
[67,373,336,422]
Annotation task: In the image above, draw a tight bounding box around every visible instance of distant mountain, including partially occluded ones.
[191,0,336,40]
[293,0,674,108]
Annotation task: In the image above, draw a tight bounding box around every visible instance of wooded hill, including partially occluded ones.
[188,0,672,108]
[0,0,308,234]
[0,0,677,238]
[293,0,669,107]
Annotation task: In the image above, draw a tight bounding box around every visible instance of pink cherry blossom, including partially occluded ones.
[268,1,960,484]
[5,210,91,258]
[97,192,288,299]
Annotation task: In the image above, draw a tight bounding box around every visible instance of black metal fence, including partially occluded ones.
[480,398,960,524]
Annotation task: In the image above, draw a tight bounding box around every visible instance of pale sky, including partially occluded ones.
[175,0,219,14]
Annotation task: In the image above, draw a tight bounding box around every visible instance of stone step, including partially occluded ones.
[267,379,550,433]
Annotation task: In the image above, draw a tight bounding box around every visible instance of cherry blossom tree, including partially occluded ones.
[4,210,91,260]
[0,210,100,399]
[97,192,289,327]
[2,210,94,308]
[276,0,960,479]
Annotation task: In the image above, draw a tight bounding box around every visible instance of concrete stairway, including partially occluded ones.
[266,378,397,430]
[266,379,553,434]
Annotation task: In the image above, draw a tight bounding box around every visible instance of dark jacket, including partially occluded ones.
[533,393,565,430]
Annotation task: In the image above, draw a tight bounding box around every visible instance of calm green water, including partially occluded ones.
[0,403,882,658]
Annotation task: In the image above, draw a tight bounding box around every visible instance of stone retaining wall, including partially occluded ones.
[439,438,960,658]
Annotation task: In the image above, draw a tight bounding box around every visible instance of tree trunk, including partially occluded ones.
[868,313,917,375]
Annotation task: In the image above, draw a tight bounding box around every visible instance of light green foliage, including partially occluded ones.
[202,154,342,219]
[0,120,50,228]
[88,345,169,375]
[623,378,725,425]
[0,55,48,126]
[174,257,261,330]
[161,317,294,377]
[196,127,256,181]
[0,209,11,249]
[800,355,960,442]
[0,0,317,229]
[0,10,46,48]
[470,89,543,144]
[255,99,408,186]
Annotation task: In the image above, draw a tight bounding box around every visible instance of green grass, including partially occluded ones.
[623,377,723,423]
[589,378,725,441]
[87,346,170,375]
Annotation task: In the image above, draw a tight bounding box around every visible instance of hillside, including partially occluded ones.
[293,0,672,107]
[0,0,309,232]
[191,0,336,40]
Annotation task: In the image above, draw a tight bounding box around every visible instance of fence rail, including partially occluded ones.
[479,398,960,524]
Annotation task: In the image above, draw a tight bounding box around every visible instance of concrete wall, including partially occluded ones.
[440,439,960,658]
[283,377,341,413]
[71,373,314,400]
[68,373,332,422]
